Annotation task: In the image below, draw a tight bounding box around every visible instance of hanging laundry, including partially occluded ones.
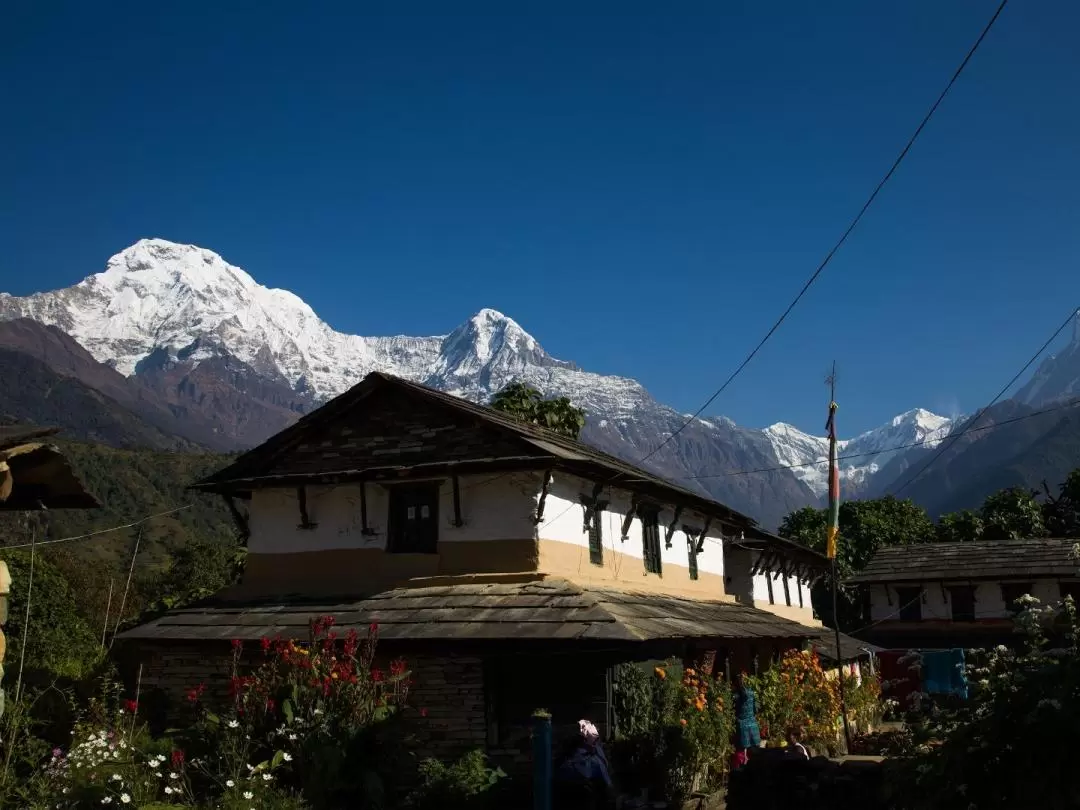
[922,648,968,698]
[878,650,918,707]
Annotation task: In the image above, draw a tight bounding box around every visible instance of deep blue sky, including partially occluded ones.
[3,1,1078,436]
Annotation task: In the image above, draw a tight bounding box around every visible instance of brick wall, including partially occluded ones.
[403,655,488,761]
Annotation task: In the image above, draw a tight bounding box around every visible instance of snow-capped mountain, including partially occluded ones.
[764,409,954,498]
[0,238,951,526]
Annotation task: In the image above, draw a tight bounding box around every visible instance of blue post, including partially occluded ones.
[532,711,552,810]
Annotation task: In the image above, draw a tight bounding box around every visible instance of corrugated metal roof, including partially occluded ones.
[117,577,825,645]
[847,538,1080,584]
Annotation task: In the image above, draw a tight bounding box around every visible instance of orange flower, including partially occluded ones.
[680,718,687,726]
[694,699,706,712]
[655,667,667,680]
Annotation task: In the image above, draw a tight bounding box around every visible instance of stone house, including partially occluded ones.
[119,372,829,764]
[847,537,1080,650]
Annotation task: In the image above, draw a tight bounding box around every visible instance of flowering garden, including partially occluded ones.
[610,650,883,806]
[0,617,504,809]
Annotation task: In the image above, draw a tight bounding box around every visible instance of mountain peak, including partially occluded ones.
[99,239,257,294]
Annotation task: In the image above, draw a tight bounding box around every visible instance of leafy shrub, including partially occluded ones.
[745,650,841,751]
[404,749,507,810]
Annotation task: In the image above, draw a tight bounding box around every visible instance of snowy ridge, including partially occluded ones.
[0,238,953,523]
[764,408,954,497]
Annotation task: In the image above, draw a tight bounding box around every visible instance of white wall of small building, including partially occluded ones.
[869,579,1063,622]
[537,472,728,585]
[247,471,542,555]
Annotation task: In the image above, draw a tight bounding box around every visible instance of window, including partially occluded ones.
[948,586,976,622]
[896,587,923,622]
[1060,581,1080,605]
[387,483,439,554]
[588,504,604,565]
[1000,583,1033,614]
[641,507,662,575]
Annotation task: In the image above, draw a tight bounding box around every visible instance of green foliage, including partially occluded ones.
[979,486,1047,540]
[934,509,984,542]
[490,382,585,439]
[1045,468,1080,536]
[779,497,933,628]
[404,750,507,810]
[3,549,104,682]
[888,598,1080,810]
[611,661,733,805]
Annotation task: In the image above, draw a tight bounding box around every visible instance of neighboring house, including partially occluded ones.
[119,372,828,765]
[847,538,1080,650]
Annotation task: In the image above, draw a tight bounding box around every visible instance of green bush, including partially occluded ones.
[404,749,507,810]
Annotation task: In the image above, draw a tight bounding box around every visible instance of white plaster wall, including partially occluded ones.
[537,473,728,581]
[869,579,1064,621]
[247,471,542,554]
[750,570,809,608]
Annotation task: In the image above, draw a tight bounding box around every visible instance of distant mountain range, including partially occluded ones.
[2,238,1076,526]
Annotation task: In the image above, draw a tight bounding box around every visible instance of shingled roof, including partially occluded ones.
[190,372,826,568]
[846,538,1080,585]
[117,577,826,644]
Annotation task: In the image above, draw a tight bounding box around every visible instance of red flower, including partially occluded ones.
[371,668,385,682]
[389,658,407,676]
[420,707,428,718]
[123,699,138,714]
[265,698,276,713]
[369,622,379,634]
[231,639,243,652]
[185,683,206,704]
[260,637,272,652]
[324,615,336,628]
[171,749,185,768]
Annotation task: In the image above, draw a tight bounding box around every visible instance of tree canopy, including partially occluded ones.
[490,381,586,439]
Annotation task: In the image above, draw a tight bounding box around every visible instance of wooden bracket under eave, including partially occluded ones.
[222,494,251,543]
[533,470,553,525]
[579,483,606,532]
[665,506,683,549]
[358,481,376,536]
[620,496,640,542]
[296,486,318,531]
[695,517,712,554]
[451,473,464,527]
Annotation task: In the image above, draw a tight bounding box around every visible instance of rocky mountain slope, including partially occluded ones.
[1,238,960,527]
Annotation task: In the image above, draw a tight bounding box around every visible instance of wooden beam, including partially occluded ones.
[222,494,251,543]
[533,470,553,525]
[695,517,712,554]
[451,473,464,527]
[620,496,639,542]
[296,486,317,530]
[358,481,376,536]
[665,506,683,549]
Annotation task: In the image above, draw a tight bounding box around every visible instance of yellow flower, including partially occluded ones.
[686,668,696,677]
[694,699,705,712]
[655,667,666,680]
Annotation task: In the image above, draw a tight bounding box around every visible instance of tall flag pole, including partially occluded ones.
[826,362,852,752]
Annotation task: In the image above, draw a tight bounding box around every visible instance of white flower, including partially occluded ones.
[110,774,122,782]
[263,773,272,781]
[288,733,298,741]
[120,795,131,804]
[164,786,174,795]
[226,779,236,787]
[243,791,254,800]
[228,720,240,729]
[169,772,178,779]
[101,799,112,805]
[283,752,292,762]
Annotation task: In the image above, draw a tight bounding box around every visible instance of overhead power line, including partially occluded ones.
[637,0,1010,467]
[892,306,1080,496]
[674,394,1080,481]
[0,504,193,551]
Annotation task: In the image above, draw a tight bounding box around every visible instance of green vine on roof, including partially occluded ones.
[490,382,585,439]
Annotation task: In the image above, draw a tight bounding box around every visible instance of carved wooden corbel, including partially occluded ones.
[664,506,683,549]
[296,486,318,531]
[451,473,464,527]
[533,470,553,525]
[358,481,376,536]
[695,517,712,554]
[579,483,606,532]
[620,496,640,542]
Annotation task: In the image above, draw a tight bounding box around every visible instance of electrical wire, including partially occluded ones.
[637,0,1010,467]
[0,504,193,550]
[892,306,1079,496]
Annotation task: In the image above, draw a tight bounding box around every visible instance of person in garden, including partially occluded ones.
[731,673,761,769]
[785,726,810,760]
